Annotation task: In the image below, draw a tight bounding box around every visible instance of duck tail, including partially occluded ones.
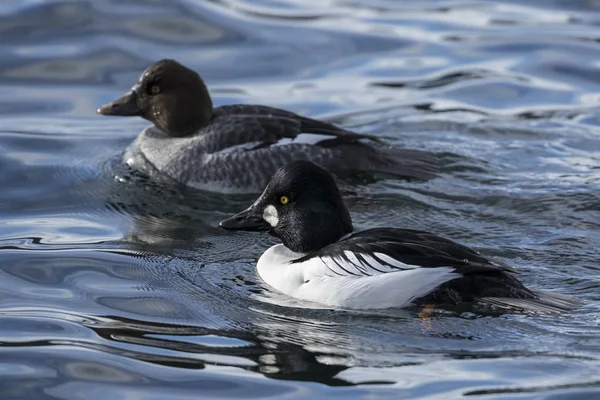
[477,290,581,314]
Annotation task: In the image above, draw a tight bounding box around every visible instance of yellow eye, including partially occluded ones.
[151,85,160,94]
[279,195,289,205]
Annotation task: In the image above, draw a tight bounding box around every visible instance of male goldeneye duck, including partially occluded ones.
[220,160,579,312]
[97,59,438,194]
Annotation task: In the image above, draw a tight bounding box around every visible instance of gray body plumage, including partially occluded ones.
[124,105,438,193]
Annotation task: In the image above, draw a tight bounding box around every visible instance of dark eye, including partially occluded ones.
[150,85,160,95]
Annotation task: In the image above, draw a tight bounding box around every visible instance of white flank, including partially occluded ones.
[256,244,459,309]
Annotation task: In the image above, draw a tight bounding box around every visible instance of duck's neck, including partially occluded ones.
[281,226,352,254]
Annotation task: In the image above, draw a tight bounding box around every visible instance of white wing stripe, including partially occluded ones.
[373,252,420,270]
[318,251,424,277]
[273,133,336,147]
[321,255,362,276]
[320,256,350,276]
[343,251,371,275]
[360,254,392,273]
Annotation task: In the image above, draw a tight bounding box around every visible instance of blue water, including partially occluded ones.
[1,0,599,399]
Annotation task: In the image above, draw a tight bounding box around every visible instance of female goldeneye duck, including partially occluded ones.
[220,160,579,312]
[97,59,438,194]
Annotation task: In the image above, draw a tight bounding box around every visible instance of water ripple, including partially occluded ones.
[0,0,599,398]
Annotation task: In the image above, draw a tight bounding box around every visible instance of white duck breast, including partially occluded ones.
[256,244,459,309]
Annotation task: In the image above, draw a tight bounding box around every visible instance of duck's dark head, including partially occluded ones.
[220,161,353,253]
[97,59,213,137]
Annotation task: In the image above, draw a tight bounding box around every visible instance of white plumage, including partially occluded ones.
[256,244,459,309]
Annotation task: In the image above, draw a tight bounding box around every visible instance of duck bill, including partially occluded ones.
[219,206,271,232]
[97,90,142,116]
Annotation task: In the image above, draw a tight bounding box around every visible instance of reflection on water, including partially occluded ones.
[0,0,599,399]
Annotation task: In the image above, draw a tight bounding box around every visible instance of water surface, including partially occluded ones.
[0,0,599,399]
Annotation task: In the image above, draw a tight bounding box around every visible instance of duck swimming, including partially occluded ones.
[220,160,578,312]
[98,59,438,194]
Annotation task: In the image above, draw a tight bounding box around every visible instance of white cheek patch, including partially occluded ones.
[263,205,279,227]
